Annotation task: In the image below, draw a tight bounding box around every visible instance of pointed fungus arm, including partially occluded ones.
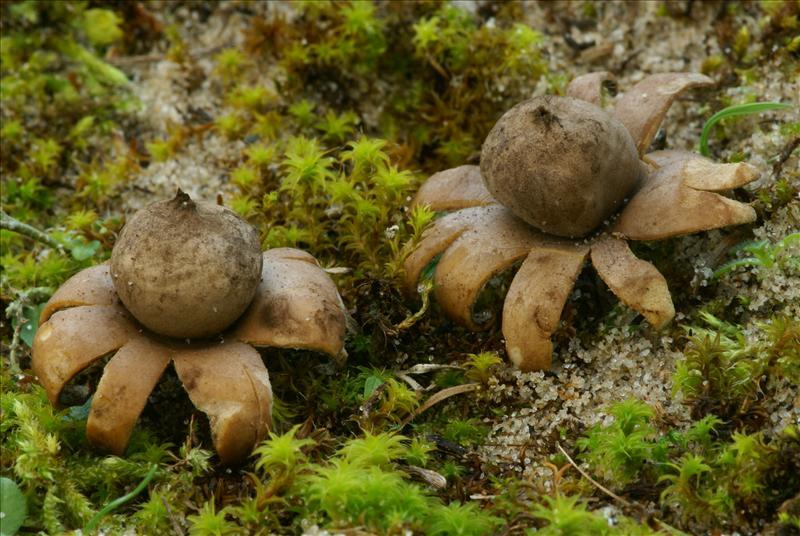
[86,336,171,455]
[411,165,496,212]
[232,249,346,358]
[173,341,272,466]
[433,209,545,331]
[402,206,494,296]
[613,157,758,240]
[502,244,589,372]
[566,71,616,107]
[613,73,714,155]
[32,305,138,406]
[645,150,759,190]
[591,235,675,329]
[40,264,120,323]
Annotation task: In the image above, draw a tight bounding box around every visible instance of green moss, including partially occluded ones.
[1,2,797,534]
[576,399,800,530]
[713,233,800,280]
[236,1,548,173]
[0,0,136,306]
[673,312,799,427]
[577,400,664,486]
[532,494,617,535]
[223,134,425,284]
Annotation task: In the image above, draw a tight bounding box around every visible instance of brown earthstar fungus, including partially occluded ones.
[32,191,346,465]
[403,72,759,372]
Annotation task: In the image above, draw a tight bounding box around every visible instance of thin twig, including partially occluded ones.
[401,383,480,427]
[555,443,690,536]
[396,372,425,392]
[772,136,799,179]
[160,495,185,536]
[392,279,433,333]
[0,210,65,252]
[401,363,463,375]
[401,465,447,489]
[555,442,631,507]
[397,364,463,392]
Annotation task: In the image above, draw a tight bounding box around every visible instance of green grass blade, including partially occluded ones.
[83,465,158,532]
[699,102,792,157]
[712,257,760,279]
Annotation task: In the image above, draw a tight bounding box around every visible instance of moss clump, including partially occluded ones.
[673,312,799,429]
[231,2,549,171]
[575,313,800,532]
[1,1,135,309]
[227,135,434,286]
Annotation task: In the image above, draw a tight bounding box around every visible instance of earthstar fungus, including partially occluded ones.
[403,72,759,372]
[32,192,346,465]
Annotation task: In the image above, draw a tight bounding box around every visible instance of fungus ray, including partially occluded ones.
[403,73,762,373]
[411,165,496,212]
[173,341,272,466]
[40,264,119,323]
[591,235,675,329]
[232,248,346,357]
[613,73,714,155]
[433,207,549,331]
[502,244,590,372]
[86,336,171,455]
[645,150,760,191]
[612,158,757,240]
[565,71,616,106]
[402,206,496,295]
[32,305,138,405]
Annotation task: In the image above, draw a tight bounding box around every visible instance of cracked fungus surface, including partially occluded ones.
[32,248,346,465]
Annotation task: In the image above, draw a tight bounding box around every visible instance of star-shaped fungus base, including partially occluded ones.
[32,248,346,465]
